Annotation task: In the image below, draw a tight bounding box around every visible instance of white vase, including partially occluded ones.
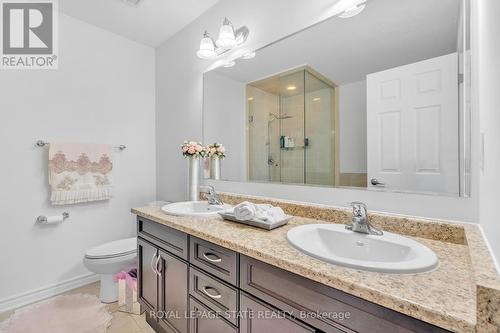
[210,157,221,180]
[187,157,200,201]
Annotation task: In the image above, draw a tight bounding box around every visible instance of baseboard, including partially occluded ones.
[0,273,99,314]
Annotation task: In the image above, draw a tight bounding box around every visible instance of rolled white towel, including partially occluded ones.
[233,201,256,221]
[254,204,273,220]
[258,207,286,223]
[266,207,286,222]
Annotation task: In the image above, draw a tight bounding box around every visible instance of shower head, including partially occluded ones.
[269,113,294,122]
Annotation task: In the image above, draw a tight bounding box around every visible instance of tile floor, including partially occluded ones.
[0,282,154,333]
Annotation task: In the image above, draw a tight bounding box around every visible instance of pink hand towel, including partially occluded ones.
[48,143,113,205]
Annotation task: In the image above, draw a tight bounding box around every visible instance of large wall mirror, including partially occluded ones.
[203,0,471,197]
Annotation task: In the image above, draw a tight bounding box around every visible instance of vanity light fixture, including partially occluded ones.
[338,0,367,18]
[287,85,297,91]
[196,31,216,59]
[313,97,321,102]
[217,18,237,48]
[196,17,250,60]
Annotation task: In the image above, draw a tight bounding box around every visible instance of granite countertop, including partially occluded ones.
[132,194,500,333]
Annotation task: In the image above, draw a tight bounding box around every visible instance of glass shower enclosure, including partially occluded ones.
[246,67,337,187]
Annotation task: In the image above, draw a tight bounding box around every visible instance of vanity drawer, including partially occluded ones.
[240,255,450,333]
[189,296,238,333]
[189,266,239,326]
[137,217,188,260]
[240,292,317,333]
[189,237,238,286]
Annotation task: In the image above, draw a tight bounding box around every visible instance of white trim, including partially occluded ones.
[478,225,500,274]
[0,273,99,314]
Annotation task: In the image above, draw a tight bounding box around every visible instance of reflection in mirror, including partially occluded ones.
[247,68,337,187]
[203,0,470,197]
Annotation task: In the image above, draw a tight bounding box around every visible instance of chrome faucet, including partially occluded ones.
[345,202,383,235]
[199,185,224,206]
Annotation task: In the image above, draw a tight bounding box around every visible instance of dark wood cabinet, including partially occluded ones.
[137,222,189,333]
[240,293,317,333]
[137,217,451,333]
[189,297,237,333]
[138,238,159,312]
[158,249,188,333]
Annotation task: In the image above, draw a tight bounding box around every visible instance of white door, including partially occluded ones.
[367,53,459,194]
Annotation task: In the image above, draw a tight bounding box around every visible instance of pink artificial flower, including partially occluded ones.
[210,148,216,154]
[195,145,203,152]
[182,146,189,152]
[188,147,195,154]
[218,146,226,153]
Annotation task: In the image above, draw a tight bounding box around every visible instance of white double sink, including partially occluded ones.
[161,201,438,274]
[161,201,231,217]
[287,224,438,274]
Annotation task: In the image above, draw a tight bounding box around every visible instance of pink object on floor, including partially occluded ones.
[113,270,137,292]
[0,294,112,333]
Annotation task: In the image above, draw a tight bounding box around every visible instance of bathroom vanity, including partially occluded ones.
[133,194,500,333]
[136,217,448,333]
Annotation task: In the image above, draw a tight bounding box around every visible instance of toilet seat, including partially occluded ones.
[85,237,137,260]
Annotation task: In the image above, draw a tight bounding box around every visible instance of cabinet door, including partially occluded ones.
[158,250,189,333]
[240,293,316,333]
[189,297,237,333]
[138,238,158,312]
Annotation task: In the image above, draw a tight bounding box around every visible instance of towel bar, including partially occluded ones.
[35,140,126,150]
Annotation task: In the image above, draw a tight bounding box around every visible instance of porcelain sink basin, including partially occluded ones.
[287,224,438,274]
[161,201,232,217]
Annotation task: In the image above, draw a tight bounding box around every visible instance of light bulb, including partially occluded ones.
[196,31,216,59]
[287,85,297,91]
[216,17,236,49]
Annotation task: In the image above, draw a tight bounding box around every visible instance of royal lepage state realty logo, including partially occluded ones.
[1,0,58,69]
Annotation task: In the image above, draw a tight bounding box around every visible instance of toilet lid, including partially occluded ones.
[85,237,137,259]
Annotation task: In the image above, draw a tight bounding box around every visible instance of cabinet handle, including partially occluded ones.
[202,286,222,299]
[202,252,222,263]
[150,254,158,275]
[155,254,162,276]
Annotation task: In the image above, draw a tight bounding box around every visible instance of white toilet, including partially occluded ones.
[83,237,137,303]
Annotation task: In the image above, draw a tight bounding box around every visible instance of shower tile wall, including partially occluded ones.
[280,94,305,184]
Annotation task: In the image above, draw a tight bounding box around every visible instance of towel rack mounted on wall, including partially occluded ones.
[35,140,127,151]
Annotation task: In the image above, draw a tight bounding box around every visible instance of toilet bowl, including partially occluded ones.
[83,237,137,303]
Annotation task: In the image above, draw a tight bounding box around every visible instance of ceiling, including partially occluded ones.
[60,0,220,47]
[212,0,461,85]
